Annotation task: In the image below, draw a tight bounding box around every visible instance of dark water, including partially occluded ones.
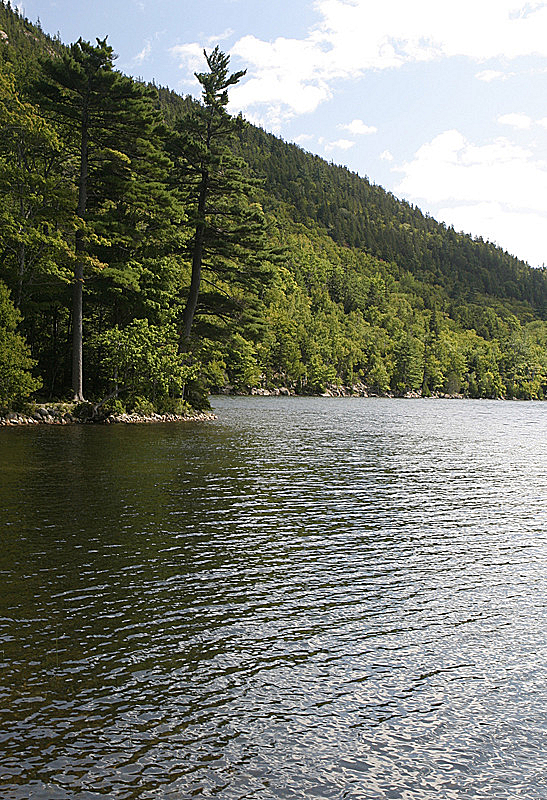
[1,397,547,799]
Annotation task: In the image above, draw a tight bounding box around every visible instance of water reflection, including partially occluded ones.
[1,398,547,799]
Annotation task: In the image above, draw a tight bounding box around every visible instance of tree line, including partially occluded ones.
[1,1,547,412]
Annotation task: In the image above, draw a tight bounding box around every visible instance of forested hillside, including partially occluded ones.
[2,0,547,413]
[239,127,547,309]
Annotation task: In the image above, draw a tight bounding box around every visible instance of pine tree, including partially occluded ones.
[168,47,270,344]
[35,36,164,400]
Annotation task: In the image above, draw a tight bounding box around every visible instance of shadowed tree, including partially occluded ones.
[0,67,73,311]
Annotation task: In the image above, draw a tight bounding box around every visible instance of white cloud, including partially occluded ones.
[222,1,547,121]
[325,138,355,151]
[437,202,547,263]
[314,0,547,63]
[133,40,152,65]
[229,34,332,123]
[170,43,206,86]
[396,130,545,207]
[293,133,315,144]
[380,149,394,161]
[395,129,547,265]
[498,112,533,129]
[476,69,510,82]
[206,28,235,46]
[339,119,377,135]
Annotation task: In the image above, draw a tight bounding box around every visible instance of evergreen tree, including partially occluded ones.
[35,36,164,400]
[168,46,270,343]
[0,67,73,311]
[2,3,547,407]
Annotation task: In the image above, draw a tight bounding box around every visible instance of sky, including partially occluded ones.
[15,0,547,267]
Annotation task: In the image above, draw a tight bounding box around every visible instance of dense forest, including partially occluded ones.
[2,0,547,415]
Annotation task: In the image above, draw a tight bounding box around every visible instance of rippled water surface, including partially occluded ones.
[1,397,547,799]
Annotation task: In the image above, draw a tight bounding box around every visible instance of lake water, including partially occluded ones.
[1,397,547,799]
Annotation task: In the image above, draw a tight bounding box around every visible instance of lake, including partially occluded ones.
[1,397,547,799]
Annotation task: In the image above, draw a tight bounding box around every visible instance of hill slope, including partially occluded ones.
[158,84,547,314]
[237,125,547,310]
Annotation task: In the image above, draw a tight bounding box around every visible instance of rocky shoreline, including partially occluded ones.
[0,405,216,427]
[248,383,464,399]
[0,385,504,427]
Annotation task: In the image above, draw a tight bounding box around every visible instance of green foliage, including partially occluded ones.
[227,333,261,388]
[34,34,180,399]
[90,319,196,403]
[182,375,211,411]
[306,353,337,393]
[130,395,156,416]
[167,46,271,342]
[101,397,126,416]
[0,66,74,306]
[1,3,547,412]
[235,124,547,317]
[0,280,42,408]
[157,396,193,415]
[72,400,94,420]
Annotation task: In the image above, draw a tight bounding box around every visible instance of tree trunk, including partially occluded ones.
[50,306,58,397]
[182,170,208,343]
[182,221,205,341]
[15,139,25,308]
[72,250,84,401]
[16,240,24,309]
[73,104,88,401]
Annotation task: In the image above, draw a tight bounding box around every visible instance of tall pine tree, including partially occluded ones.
[169,47,270,344]
[36,37,164,400]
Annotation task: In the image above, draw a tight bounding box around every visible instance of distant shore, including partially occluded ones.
[226,383,469,400]
[244,385,462,399]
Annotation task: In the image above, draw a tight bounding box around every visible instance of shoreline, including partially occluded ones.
[239,385,497,400]
[0,389,531,427]
[246,386,460,399]
[0,406,217,427]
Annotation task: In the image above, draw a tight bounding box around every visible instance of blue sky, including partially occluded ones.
[17,0,547,267]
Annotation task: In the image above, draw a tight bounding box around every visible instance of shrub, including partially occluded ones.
[90,320,199,406]
[157,396,192,416]
[131,396,156,416]
[0,281,42,409]
[102,397,126,416]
